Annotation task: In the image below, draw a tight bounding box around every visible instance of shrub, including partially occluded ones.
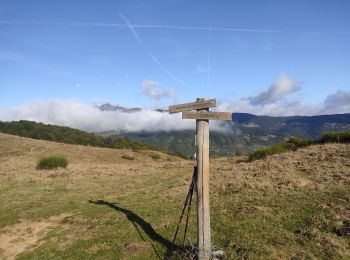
[281,136,310,150]
[248,144,286,161]
[248,136,311,161]
[247,132,350,162]
[36,156,68,170]
[122,155,135,160]
[151,154,161,160]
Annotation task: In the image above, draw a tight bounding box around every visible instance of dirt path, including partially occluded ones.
[0,214,69,260]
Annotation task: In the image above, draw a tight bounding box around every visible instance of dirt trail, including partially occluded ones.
[0,214,69,260]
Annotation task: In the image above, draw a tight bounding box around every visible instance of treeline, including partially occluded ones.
[0,120,111,147]
[248,131,350,161]
[319,132,350,144]
[0,120,181,156]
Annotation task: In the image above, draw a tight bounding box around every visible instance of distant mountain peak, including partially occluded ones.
[97,103,142,113]
[97,103,168,113]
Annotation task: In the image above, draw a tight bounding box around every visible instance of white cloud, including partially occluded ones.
[0,99,229,133]
[141,80,176,101]
[218,73,349,116]
[248,72,301,105]
[218,98,320,117]
[321,90,350,114]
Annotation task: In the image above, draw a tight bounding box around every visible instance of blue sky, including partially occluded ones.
[1,0,350,129]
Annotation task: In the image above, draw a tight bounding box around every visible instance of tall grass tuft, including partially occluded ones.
[36,156,68,170]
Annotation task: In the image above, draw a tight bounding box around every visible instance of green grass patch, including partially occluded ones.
[0,211,19,228]
[36,156,68,170]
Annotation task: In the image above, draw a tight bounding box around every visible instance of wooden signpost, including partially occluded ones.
[169,98,231,260]
[169,99,216,114]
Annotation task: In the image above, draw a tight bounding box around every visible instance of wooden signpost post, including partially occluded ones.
[169,98,232,260]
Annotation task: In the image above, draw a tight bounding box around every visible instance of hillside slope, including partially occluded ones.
[0,120,174,156]
[0,133,349,259]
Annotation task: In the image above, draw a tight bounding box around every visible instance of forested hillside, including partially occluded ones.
[0,120,165,153]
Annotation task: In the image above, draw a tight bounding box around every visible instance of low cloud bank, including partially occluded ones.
[0,99,229,133]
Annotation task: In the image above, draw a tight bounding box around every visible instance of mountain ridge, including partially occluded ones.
[108,111,350,156]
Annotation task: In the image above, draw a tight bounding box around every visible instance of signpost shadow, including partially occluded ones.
[88,199,192,259]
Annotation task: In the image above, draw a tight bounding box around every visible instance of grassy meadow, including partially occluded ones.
[0,132,350,259]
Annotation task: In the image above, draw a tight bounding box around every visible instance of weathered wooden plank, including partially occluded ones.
[182,111,232,121]
[196,118,211,260]
[168,99,216,114]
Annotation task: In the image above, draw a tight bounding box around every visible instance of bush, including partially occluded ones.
[247,132,350,162]
[248,144,286,161]
[281,136,310,150]
[36,156,68,170]
[151,154,161,160]
[248,137,311,161]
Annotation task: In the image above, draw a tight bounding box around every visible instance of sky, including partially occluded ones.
[0,0,350,132]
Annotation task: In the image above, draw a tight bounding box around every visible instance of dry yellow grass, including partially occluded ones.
[0,132,349,259]
[212,144,350,193]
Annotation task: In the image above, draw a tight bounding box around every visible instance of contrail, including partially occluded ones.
[1,20,350,34]
[0,20,123,27]
[119,13,143,44]
[148,52,187,85]
[207,24,212,88]
[115,14,187,85]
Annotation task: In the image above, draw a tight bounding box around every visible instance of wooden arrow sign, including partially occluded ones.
[168,99,216,114]
[182,111,232,121]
